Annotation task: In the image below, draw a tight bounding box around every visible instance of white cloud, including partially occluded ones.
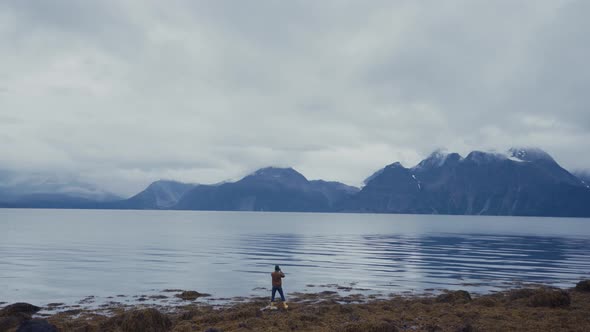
[0,0,588,196]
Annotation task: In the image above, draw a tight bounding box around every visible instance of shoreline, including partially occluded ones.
[2,281,590,331]
[0,280,563,316]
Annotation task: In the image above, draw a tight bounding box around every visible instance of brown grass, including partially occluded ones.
[106,308,172,332]
[22,284,590,331]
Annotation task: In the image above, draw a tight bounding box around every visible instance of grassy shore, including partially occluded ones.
[2,282,590,331]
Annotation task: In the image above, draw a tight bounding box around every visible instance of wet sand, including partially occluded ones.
[2,282,590,331]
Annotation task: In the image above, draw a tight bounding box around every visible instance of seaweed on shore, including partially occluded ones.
[3,282,590,331]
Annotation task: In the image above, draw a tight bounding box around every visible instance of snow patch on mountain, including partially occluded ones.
[507,156,527,162]
[411,174,421,190]
[572,170,590,189]
[508,147,555,163]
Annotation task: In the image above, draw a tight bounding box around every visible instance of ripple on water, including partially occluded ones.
[1,211,589,306]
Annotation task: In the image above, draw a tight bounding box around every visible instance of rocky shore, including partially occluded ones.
[2,281,590,332]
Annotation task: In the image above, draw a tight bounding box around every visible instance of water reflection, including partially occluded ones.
[233,233,590,294]
[1,209,590,305]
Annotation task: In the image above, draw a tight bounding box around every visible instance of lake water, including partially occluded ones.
[1,209,590,307]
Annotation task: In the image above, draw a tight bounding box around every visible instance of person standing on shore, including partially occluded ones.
[271,265,288,308]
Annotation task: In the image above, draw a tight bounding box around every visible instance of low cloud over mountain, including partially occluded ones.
[2,148,589,217]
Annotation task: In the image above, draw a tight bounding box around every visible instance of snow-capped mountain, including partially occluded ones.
[343,148,590,217]
[2,148,589,217]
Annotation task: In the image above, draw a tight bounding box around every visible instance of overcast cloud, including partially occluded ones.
[1,0,589,196]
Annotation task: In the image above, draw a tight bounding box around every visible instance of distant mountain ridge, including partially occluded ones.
[1,148,589,217]
[173,167,359,212]
[0,170,121,207]
[344,148,590,217]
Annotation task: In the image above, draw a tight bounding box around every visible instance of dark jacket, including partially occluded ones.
[271,271,285,287]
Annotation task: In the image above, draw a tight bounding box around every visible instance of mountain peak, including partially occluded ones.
[251,166,303,177]
[414,150,462,169]
[363,162,407,185]
[246,167,309,186]
[126,179,196,209]
[387,162,404,168]
[508,147,555,163]
[464,151,507,163]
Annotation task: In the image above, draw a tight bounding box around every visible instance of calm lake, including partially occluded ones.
[1,209,589,307]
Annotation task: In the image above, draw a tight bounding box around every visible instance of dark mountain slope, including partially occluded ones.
[109,180,196,209]
[343,148,590,217]
[309,180,359,206]
[174,167,357,212]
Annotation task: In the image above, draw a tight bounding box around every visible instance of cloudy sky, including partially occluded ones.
[1,0,589,196]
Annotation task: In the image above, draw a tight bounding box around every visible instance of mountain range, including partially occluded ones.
[343,148,590,217]
[0,170,121,208]
[1,148,589,217]
[173,167,359,212]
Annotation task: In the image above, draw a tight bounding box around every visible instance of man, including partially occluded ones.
[271,265,288,308]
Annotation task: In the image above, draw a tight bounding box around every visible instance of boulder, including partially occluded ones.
[436,290,472,304]
[175,291,210,301]
[0,303,41,316]
[16,319,58,332]
[575,280,590,292]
